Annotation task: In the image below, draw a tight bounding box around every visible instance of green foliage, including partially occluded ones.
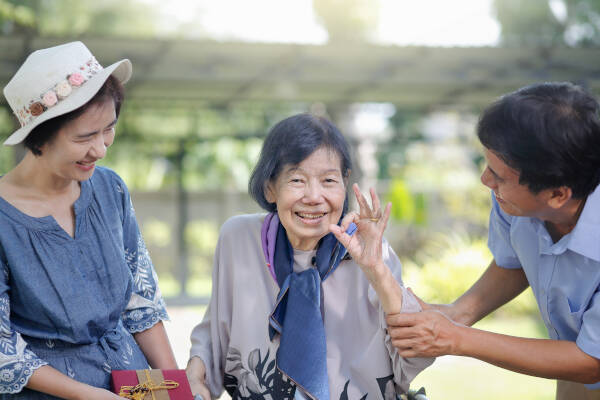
[0,148,14,175]
[186,219,219,279]
[0,0,35,31]
[494,0,600,46]
[143,218,172,247]
[143,218,219,290]
[440,179,491,231]
[0,0,158,37]
[141,218,176,281]
[403,233,490,304]
[377,109,424,181]
[387,179,414,221]
[0,0,206,39]
[494,0,564,46]
[100,100,306,192]
[403,233,539,317]
[181,137,263,191]
[386,178,426,225]
[0,108,15,174]
[411,317,554,400]
[185,220,219,254]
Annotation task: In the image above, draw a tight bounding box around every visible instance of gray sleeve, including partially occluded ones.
[189,218,242,398]
[372,240,435,393]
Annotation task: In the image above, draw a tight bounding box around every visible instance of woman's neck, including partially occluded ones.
[7,152,75,196]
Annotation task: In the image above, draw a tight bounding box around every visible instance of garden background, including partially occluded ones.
[3,1,600,398]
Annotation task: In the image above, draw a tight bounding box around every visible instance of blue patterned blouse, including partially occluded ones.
[0,166,168,396]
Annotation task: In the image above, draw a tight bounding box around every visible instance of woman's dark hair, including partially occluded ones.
[477,82,600,198]
[24,75,125,156]
[249,113,353,212]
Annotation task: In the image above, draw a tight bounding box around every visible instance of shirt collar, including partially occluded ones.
[564,184,600,262]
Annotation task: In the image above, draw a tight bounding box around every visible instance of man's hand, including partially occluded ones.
[386,309,464,358]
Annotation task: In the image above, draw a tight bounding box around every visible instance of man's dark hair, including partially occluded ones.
[249,113,353,212]
[24,75,124,156]
[477,82,600,198]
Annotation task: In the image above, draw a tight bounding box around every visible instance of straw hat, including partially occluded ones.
[2,41,132,146]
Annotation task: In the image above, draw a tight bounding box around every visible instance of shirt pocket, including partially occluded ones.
[552,295,583,334]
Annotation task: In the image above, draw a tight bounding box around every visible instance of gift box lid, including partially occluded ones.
[111,369,194,400]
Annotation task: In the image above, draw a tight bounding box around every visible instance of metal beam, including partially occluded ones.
[3,36,600,108]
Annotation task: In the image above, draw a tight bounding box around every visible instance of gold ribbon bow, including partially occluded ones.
[119,369,179,400]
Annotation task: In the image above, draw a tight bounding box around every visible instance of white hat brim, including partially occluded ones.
[3,58,132,146]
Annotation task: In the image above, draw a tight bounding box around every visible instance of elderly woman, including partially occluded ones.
[187,113,433,400]
[0,42,176,399]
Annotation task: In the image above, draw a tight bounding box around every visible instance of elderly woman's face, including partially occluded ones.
[266,147,346,251]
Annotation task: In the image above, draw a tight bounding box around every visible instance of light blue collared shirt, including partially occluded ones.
[488,184,600,388]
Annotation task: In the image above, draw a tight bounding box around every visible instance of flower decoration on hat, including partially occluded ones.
[42,91,57,107]
[68,73,84,87]
[15,57,103,128]
[55,80,72,99]
[29,102,44,117]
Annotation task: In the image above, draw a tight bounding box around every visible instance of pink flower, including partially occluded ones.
[55,80,72,99]
[41,91,57,107]
[68,73,85,87]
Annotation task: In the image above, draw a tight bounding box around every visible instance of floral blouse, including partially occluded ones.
[0,166,167,395]
[190,214,433,400]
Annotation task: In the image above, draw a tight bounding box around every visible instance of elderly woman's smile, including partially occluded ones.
[266,147,346,251]
[295,211,327,221]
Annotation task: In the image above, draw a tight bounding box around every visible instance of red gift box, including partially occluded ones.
[111,369,194,400]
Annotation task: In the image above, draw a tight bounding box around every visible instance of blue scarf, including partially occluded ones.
[262,213,356,400]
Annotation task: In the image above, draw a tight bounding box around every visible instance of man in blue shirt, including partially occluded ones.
[386,82,600,399]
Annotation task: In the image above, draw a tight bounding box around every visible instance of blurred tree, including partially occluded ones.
[0,0,36,34]
[39,0,158,37]
[100,102,301,191]
[494,0,600,46]
[378,108,424,180]
[313,0,379,43]
[402,233,539,317]
[0,0,158,37]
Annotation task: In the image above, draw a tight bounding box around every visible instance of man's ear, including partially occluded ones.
[547,186,573,209]
[264,181,276,204]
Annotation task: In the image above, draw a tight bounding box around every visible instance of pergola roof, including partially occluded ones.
[2,36,600,108]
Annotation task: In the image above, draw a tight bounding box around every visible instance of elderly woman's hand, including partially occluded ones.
[329,184,402,313]
[186,357,211,400]
[330,183,391,279]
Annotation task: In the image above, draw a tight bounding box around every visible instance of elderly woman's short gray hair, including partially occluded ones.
[248,113,353,212]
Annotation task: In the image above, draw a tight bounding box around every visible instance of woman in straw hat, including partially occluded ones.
[0,42,177,399]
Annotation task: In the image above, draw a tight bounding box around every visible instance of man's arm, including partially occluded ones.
[386,259,600,383]
[386,310,600,383]
[446,259,529,326]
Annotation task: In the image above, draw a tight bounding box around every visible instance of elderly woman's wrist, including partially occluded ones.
[379,279,404,314]
[362,261,390,283]
[365,263,403,313]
